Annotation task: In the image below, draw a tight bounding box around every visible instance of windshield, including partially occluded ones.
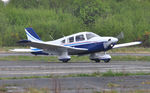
[86,33,98,40]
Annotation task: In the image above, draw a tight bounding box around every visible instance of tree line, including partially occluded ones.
[0,0,150,46]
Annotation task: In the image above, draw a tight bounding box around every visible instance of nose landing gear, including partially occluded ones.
[89,53,111,63]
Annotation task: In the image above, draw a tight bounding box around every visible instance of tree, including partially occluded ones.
[73,0,106,25]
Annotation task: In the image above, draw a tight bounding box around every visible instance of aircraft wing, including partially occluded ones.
[113,41,142,49]
[17,40,88,54]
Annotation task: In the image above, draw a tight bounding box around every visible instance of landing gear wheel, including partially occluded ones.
[90,59,100,63]
[59,59,70,63]
[104,59,110,63]
[62,60,69,63]
[95,59,100,63]
[92,59,100,63]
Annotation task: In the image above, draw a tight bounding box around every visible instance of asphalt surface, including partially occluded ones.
[0,53,150,92]
[1,76,150,93]
[0,61,150,77]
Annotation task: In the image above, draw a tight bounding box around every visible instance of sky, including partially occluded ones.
[1,0,9,3]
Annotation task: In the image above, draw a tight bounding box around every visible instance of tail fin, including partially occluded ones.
[25,27,41,41]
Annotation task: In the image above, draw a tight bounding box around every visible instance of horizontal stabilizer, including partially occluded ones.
[10,49,34,52]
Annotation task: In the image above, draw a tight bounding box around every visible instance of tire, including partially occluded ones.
[62,60,69,63]
[59,59,70,63]
[94,59,101,63]
[104,59,110,63]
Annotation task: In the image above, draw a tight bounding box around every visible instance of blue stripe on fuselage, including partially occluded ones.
[64,41,105,53]
[31,48,42,51]
[64,42,95,47]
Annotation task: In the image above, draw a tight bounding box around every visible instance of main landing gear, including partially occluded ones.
[59,58,70,63]
[89,53,111,63]
[92,59,111,63]
[58,51,71,63]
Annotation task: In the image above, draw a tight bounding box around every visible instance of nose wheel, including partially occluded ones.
[90,58,100,63]
[59,58,70,63]
[89,52,111,63]
[92,59,110,63]
[103,59,110,63]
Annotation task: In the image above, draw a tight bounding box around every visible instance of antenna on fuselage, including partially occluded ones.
[49,34,54,40]
[62,35,65,37]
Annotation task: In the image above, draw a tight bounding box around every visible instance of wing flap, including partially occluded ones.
[113,41,142,49]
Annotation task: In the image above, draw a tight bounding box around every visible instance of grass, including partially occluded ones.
[0,75,54,80]
[94,90,150,93]
[0,71,150,80]
[0,55,150,62]
[25,88,49,93]
[112,56,150,61]
[2,87,150,93]
[65,70,150,77]
[0,56,58,61]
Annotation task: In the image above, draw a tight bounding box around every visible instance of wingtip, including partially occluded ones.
[137,41,142,44]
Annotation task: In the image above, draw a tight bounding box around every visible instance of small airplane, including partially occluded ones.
[11,27,141,63]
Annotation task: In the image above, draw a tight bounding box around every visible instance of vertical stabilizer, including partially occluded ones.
[25,27,41,41]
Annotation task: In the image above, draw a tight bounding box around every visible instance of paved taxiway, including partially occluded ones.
[1,76,150,93]
[0,53,150,92]
[0,61,150,77]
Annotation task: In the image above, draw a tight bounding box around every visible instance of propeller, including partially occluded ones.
[116,32,124,39]
[103,32,124,50]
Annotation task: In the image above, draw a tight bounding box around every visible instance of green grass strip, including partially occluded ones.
[0,55,150,62]
[0,71,150,80]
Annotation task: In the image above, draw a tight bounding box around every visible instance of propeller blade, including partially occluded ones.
[116,32,124,39]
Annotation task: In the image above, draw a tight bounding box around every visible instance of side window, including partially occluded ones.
[61,39,65,44]
[69,37,74,43]
[86,34,93,40]
[76,35,85,42]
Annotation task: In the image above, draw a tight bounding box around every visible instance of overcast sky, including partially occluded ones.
[1,0,10,4]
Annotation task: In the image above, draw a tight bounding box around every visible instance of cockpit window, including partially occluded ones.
[61,39,65,44]
[86,33,97,40]
[69,37,74,43]
[76,35,85,42]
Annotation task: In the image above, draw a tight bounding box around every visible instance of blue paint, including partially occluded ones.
[31,48,42,51]
[65,41,114,54]
[26,32,40,41]
[17,40,31,43]
[64,42,95,46]
[74,42,105,53]
[25,28,41,40]
[31,51,49,55]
